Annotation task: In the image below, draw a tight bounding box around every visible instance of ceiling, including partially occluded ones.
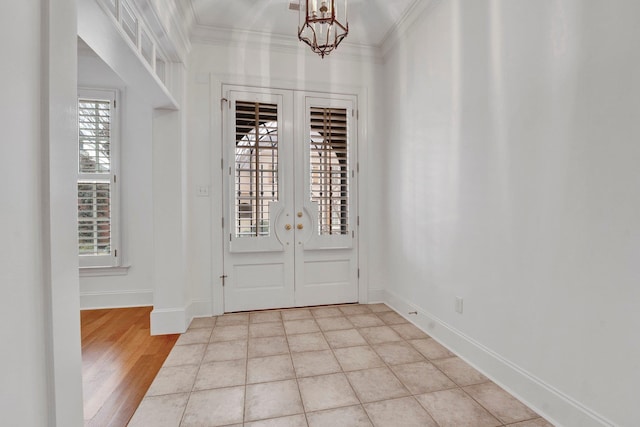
[187,0,420,48]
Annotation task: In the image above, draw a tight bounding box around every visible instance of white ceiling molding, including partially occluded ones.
[179,0,199,30]
[190,24,382,63]
[380,0,441,60]
[131,0,433,62]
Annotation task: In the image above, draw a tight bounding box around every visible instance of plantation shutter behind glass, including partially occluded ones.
[309,107,349,235]
[78,91,117,266]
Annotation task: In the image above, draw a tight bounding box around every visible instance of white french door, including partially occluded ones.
[222,85,358,312]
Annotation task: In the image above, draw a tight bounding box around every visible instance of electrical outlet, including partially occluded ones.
[455,297,463,314]
[196,185,210,197]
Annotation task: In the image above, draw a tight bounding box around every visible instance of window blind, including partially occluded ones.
[78,95,115,261]
[78,182,111,255]
[309,107,349,235]
[235,101,279,237]
[79,99,111,174]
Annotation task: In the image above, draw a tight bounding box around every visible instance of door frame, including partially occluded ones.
[209,75,370,315]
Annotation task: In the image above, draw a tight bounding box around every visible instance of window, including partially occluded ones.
[77,89,119,267]
[234,101,279,238]
[309,106,349,235]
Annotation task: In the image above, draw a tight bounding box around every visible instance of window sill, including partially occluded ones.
[79,265,131,277]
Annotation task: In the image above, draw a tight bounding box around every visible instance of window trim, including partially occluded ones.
[77,88,121,268]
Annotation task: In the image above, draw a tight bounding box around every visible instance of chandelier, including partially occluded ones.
[298,0,349,58]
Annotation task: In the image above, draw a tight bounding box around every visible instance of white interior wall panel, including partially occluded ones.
[379,1,640,426]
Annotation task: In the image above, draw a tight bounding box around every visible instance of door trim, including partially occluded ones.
[209,76,370,315]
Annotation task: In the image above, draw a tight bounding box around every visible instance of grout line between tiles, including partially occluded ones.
[313,309,375,427]
[351,309,443,425]
[156,304,549,427]
[242,325,249,426]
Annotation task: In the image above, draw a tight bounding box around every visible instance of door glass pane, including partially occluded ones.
[309,107,349,235]
[235,101,279,237]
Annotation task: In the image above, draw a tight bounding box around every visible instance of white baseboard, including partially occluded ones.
[150,307,187,335]
[151,299,214,335]
[80,289,153,309]
[186,299,213,327]
[383,289,614,427]
[367,288,386,303]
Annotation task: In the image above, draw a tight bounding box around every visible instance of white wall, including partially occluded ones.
[78,53,155,308]
[379,1,640,426]
[78,1,187,336]
[150,103,189,334]
[183,42,383,320]
[1,3,51,424]
[1,0,84,425]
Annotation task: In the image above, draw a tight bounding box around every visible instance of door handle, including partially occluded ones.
[285,224,292,231]
[297,224,304,230]
[297,212,303,218]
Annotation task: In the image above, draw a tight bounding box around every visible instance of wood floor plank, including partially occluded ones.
[81,306,179,427]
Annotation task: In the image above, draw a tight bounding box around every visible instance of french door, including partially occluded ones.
[222,85,358,312]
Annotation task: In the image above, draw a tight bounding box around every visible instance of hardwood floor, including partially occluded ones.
[81,306,179,427]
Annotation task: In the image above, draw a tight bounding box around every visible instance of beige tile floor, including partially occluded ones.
[129,304,554,427]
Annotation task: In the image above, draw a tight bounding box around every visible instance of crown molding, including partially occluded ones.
[190,24,382,63]
[176,0,198,35]
[158,0,437,63]
[379,0,442,60]
[184,0,201,28]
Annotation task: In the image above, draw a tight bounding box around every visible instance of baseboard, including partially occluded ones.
[150,307,188,335]
[367,288,386,303]
[79,289,153,309]
[151,299,214,335]
[383,289,615,427]
[186,299,213,327]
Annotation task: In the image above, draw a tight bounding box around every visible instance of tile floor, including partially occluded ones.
[129,304,553,427]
